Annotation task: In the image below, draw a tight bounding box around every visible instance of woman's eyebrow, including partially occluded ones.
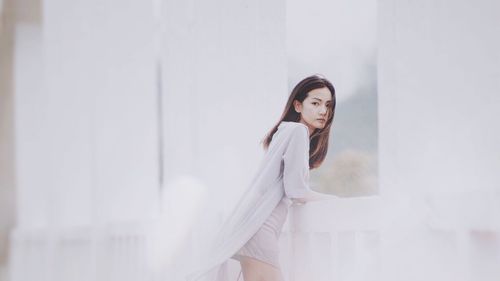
[312,97,332,102]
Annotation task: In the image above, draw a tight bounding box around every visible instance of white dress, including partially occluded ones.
[186,121,314,281]
[231,196,291,268]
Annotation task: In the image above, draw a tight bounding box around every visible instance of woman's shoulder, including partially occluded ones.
[278,121,309,136]
[277,122,310,154]
[267,121,309,151]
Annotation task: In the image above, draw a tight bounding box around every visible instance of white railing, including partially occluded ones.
[278,193,500,281]
[281,196,381,281]
[9,193,500,281]
[8,197,382,281]
[9,223,155,281]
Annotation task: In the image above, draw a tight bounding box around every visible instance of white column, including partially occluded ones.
[378,0,500,280]
[12,0,47,229]
[14,0,160,228]
[12,1,160,281]
[40,0,159,226]
[160,0,287,214]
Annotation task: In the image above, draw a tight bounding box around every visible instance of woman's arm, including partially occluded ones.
[282,125,337,204]
[290,190,338,205]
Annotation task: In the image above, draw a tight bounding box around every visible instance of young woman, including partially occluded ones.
[187,74,337,281]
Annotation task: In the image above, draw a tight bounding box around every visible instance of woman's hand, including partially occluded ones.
[291,198,307,205]
[291,190,338,205]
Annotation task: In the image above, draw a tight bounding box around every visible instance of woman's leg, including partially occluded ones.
[239,256,285,281]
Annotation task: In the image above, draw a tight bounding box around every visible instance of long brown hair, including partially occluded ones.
[261,74,336,169]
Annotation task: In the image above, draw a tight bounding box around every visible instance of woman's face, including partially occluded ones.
[293,87,333,135]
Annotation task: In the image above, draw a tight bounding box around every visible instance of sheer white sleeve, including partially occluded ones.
[282,126,311,199]
[282,125,338,203]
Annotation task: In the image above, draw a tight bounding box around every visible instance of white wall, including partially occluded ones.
[11,0,161,279]
[10,0,288,280]
[14,0,160,229]
[160,0,287,215]
[378,0,500,280]
[379,0,500,196]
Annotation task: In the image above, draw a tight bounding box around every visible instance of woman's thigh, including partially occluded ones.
[239,256,284,281]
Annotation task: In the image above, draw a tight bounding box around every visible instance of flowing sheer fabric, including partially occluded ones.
[185,121,314,281]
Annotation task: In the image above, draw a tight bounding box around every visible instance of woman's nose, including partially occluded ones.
[319,106,327,115]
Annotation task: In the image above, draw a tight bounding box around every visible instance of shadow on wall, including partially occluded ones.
[0,0,17,280]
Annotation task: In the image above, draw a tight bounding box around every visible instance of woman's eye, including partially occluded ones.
[312,102,319,106]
